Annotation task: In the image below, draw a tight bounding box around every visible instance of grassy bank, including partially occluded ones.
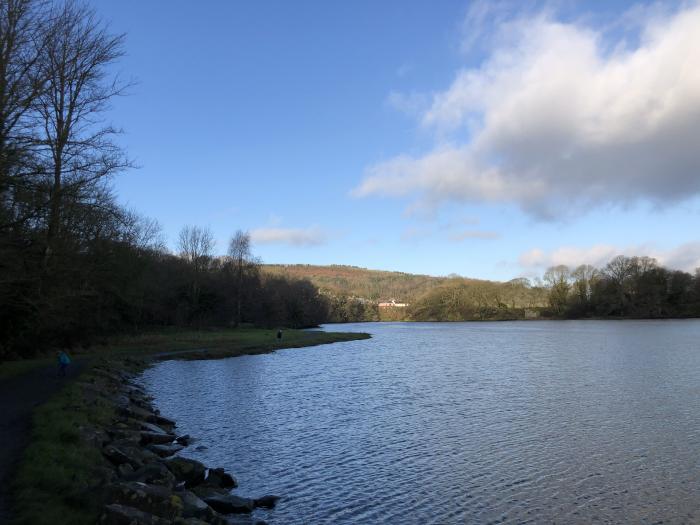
[0,328,370,381]
[11,367,116,525]
[7,328,369,525]
[99,327,370,359]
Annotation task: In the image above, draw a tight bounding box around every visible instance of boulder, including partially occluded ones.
[147,443,185,458]
[177,490,219,521]
[126,405,157,422]
[101,503,171,525]
[140,421,170,435]
[198,493,254,515]
[107,428,142,442]
[190,486,229,500]
[164,457,207,487]
[123,463,176,488]
[140,431,177,445]
[107,440,160,465]
[253,495,280,509]
[107,482,182,519]
[117,463,134,478]
[154,414,176,429]
[204,467,237,489]
[175,434,191,446]
[103,444,143,470]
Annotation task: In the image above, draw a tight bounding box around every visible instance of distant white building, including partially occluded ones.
[378,299,408,308]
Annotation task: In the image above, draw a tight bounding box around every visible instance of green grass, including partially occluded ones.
[93,327,370,360]
[0,328,370,381]
[11,370,114,525]
[0,358,54,381]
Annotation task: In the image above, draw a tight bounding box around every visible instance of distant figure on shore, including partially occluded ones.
[57,351,71,377]
[277,329,283,341]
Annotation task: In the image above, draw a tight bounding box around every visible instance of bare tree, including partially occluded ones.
[178,225,214,325]
[0,0,48,229]
[228,229,257,327]
[36,0,131,271]
[178,224,214,271]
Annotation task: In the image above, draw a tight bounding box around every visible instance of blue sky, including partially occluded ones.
[94,0,700,280]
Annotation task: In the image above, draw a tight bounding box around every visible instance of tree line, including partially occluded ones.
[0,0,329,359]
[400,256,700,322]
[540,256,700,319]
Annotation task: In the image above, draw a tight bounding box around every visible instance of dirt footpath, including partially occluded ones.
[0,361,83,523]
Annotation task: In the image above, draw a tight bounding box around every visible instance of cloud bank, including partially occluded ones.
[250,226,326,247]
[356,3,700,219]
[519,242,700,273]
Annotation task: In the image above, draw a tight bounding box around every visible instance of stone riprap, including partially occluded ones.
[82,359,276,525]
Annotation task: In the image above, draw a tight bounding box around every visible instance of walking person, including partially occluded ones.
[57,350,71,377]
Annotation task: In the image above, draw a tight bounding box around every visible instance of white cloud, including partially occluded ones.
[356,3,700,220]
[250,226,327,247]
[519,242,700,272]
[386,90,429,116]
[449,229,500,241]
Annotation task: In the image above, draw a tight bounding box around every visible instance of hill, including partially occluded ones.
[262,264,549,322]
[263,264,445,303]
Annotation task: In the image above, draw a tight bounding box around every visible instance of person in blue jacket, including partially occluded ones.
[57,350,71,376]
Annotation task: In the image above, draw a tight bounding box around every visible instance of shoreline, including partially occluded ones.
[8,330,369,525]
[323,315,700,324]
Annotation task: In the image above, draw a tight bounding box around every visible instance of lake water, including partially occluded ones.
[139,320,700,524]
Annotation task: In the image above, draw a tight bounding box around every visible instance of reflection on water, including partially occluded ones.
[139,320,700,524]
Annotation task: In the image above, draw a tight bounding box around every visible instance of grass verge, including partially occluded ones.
[93,327,370,360]
[0,358,54,381]
[10,368,114,525]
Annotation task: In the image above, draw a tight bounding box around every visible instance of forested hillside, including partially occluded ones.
[264,264,446,301]
[264,259,700,323]
[263,265,550,322]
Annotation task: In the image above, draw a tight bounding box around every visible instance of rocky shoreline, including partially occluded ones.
[86,358,278,525]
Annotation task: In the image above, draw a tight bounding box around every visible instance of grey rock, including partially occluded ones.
[140,421,170,435]
[253,495,280,509]
[126,405,157,422]
[199,493,254,514]
[122,462,176,488]
[147,443,185,458]
[178,490,217,520]
[140,431,176,445]
[107,482,179,518]
[175,434,191,445]
[101,503,170,525]
[108,440,160,465]
[190,486,229,500]
[103,444,143,469]
[107,428,142,442]
[154,414,176,429]
[165,457,207,487]
[117,463,134,478]
[204,467,237,489]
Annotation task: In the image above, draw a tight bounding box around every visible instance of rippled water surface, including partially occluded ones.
[140,321,700,524]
